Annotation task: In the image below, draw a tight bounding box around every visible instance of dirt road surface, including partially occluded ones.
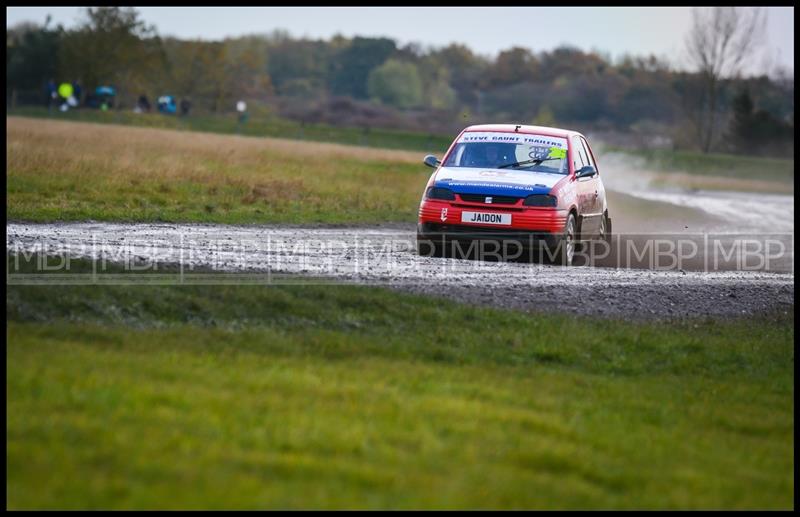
[7,221,793,320]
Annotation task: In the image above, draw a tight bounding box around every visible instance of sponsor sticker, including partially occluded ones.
[458,132,568,150]
[443,181,538,192]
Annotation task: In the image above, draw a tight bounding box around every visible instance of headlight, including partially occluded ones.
[523,194,557,207]
[425,187,456,201]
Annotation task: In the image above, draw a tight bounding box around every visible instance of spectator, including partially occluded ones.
[136,94,151,113]
[180,98,191,116]
[71,81,82,107]
[157,95,177,114]
[236,100,248,124]
[45,79,57,111]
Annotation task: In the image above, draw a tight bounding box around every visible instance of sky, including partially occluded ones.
[6,6,795,76]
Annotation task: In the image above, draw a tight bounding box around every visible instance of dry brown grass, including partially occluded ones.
[7,115,422,167]
[7,116,431,223]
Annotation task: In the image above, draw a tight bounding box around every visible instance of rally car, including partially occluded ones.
[417,124,611,265]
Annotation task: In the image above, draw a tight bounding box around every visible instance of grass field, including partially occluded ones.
[7,106,454,153]
[597,143,794,195]
[10,107,794,186]
[6,254,795,509]
[7,116,432,224]
[606,146,794,183]
[9,116,793,226]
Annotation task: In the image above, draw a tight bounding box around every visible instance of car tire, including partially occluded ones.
[581,212,612,266]
[599,212,612,244]
[551,213,576,266]
[417,233,444,258]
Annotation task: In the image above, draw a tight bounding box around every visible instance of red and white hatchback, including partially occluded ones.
[417,124,611,265]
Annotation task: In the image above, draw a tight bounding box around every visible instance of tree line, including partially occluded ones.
[6,7,794,156]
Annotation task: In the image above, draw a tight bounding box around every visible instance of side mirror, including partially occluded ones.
[576,165,597,178]
[423,155,441,168]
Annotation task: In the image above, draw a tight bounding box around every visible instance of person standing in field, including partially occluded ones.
[136,94,151,113]
[71,81,82,107]
[45,79,57,111]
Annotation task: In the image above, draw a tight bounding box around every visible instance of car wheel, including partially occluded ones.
[417,232,444,258]
[603,213,612,244]
[552,213,576,266]
[598,212,612,244]
[598,214,606,241]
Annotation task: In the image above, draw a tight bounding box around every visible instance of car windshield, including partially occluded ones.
[443,132,569,175]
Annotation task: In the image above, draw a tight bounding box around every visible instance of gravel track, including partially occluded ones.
[7,222,794,320]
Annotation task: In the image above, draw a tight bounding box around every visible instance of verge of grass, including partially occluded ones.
[604,145,794,185]
[7,116,432,224]
[7,106,454,153]
[11,107,793,184]
[6,254,795,509]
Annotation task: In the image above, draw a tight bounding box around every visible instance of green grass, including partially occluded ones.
[7,155,425,224]
[7,106,454,153]
[605,145,794,184]
[6,255,795,509]
[7,116,431,224]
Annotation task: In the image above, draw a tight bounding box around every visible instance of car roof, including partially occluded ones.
[462,124,582,140]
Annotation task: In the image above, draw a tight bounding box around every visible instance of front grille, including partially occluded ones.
[452,203,523,212]
[458,194,521,204]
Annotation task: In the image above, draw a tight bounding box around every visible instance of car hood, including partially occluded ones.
[433,166,563,196]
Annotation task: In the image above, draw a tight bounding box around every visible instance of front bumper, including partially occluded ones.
[418,199,567,242]
[417,222,562,250]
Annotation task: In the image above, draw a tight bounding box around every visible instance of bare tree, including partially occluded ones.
[685,7,766,153]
